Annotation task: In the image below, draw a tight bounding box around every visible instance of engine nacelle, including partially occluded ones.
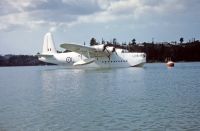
[106,46,115,53]
[91,44,105,51]
[91,45,115,55]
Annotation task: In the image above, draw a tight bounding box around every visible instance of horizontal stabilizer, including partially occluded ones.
[36,54,54,58]
[73,58,95,66]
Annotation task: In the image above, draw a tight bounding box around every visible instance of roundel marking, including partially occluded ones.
[66,57,72,63]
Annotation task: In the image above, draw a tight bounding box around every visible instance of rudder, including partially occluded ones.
[42,32,57,54]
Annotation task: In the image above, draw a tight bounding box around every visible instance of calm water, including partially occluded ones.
[0,63,200,131]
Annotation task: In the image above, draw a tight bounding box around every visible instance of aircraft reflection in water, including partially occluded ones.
[37,32,146,68]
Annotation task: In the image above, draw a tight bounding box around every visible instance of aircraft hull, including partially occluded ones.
[39,51,146,68]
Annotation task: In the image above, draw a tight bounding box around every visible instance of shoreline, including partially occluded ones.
[0,61,200,67]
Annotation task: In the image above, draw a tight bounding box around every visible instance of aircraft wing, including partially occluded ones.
[60,43,108,57]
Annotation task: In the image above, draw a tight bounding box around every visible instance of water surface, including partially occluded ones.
[0,63,200,130]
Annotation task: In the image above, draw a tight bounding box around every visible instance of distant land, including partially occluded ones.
[0,55,48,66]
[0,40,200,67]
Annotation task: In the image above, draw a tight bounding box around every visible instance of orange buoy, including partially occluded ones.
[166,61,174,67]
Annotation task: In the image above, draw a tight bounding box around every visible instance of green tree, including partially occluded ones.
[132,38,136,45]
[102,38,105,44]
[180,37,184,44]
[113,38,117,45]
[90,38,97,46]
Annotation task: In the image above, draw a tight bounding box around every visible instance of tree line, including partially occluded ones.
[88,37,200,62]
[89,37,189,46]
[0,55,52,66]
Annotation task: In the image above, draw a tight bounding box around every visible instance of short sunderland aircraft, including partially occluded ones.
[37,32,146,68]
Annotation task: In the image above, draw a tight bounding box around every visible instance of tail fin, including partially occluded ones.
[42,32,57,54]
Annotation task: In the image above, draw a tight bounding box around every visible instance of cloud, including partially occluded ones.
[0,0,199,31]
[0,0,105,31]
[66,0,186,26]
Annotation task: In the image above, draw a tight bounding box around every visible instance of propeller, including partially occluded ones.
[112,47,115,52]
[103,44,108,51]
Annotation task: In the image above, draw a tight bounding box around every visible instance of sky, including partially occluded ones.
[0,0,200,55]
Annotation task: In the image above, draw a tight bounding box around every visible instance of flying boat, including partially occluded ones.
[37,32,146,68]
